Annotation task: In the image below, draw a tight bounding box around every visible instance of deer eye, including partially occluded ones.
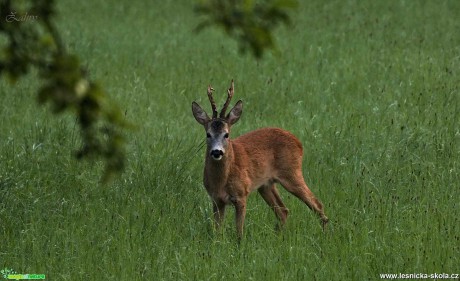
[224,133,229,138]
[206,133,211,138]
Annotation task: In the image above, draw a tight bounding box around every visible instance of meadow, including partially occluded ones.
[1,0,459,280]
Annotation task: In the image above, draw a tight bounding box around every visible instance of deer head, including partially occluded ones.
[192,80,243,160]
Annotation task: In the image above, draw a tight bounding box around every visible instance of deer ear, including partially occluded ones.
[192,102,210,125]
[226,100,243,125]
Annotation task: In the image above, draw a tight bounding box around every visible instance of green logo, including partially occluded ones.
[1,268,45,280]
[1,269,16,279]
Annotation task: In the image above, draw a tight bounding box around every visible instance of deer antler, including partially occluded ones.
[220,79,234,118]
[207,85,218,118]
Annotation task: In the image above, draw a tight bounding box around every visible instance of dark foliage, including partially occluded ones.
[0,0,128,182]
[195,0,298,58]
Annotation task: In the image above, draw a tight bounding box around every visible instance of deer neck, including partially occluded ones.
[205,141,234,185]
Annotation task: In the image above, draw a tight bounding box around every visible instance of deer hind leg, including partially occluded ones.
[278,174,329,229]
[258,183,289,228]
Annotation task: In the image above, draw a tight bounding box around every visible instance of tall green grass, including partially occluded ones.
[1,0,459,280]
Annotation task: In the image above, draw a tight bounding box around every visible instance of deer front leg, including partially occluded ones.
[212,199,226,230]
[232,197,247,241]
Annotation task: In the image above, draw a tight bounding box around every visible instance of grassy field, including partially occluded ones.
[1,0,459,280]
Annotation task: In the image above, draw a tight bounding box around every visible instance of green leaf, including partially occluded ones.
[273,0,299,9]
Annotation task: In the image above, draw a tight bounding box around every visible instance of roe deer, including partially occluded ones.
[192,80,329,240]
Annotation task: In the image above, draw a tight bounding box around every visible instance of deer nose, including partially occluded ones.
[210,149,224,160]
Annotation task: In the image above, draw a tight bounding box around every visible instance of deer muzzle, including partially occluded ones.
[210,149,224,160]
